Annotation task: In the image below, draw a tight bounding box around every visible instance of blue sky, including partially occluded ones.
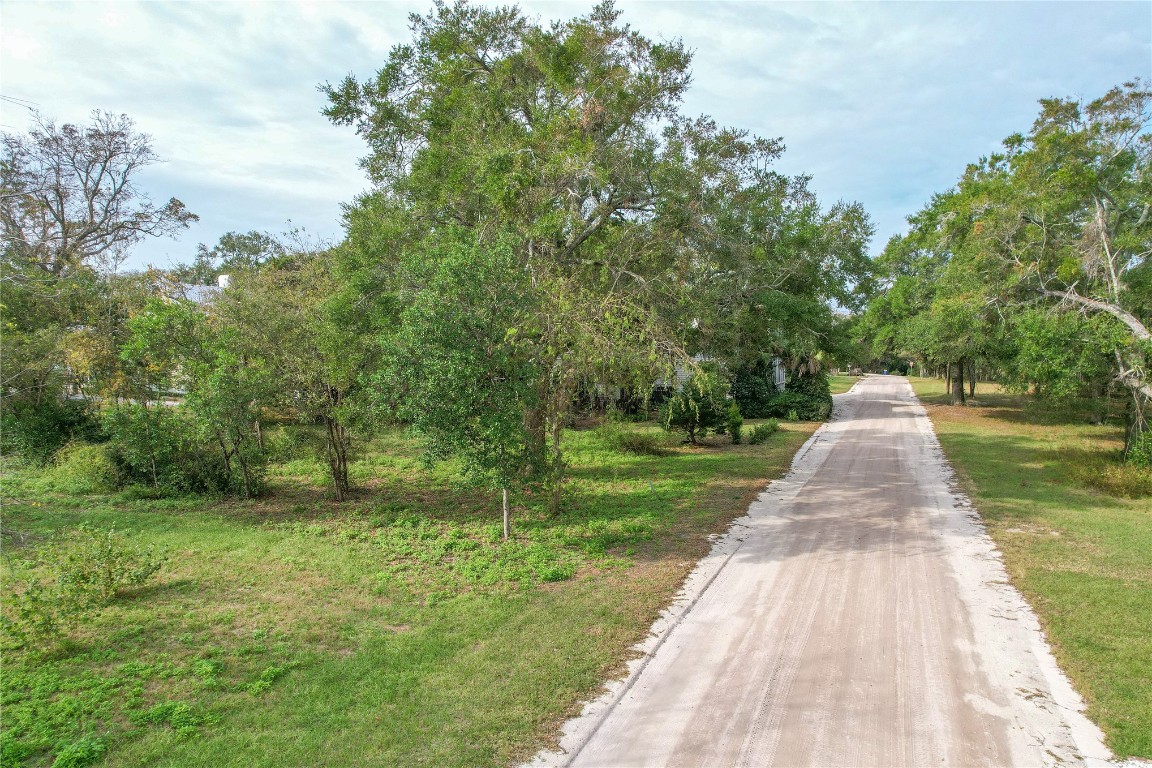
[2,1,1149,270]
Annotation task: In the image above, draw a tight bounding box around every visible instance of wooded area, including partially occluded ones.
[2,2,872,518]
[859,80,1152,458]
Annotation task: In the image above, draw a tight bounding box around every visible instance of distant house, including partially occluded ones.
[165,274,229,306]
[773,357,787,390]
[660,355,787,392]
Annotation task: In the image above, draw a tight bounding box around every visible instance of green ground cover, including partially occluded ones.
[1,420,815,767]
[909,377,1152,759]
[827,375,859,395]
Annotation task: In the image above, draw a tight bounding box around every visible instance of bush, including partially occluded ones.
[49,442,121,494]
[726,402,743,444]
[0,398,101,465]
[103,404,259,496]
[659,371,729,444]
[176,444,239,495]
[57,524,167,603]
[596,418,670,456]
[730,361,778,418]
[264,425,325,463]
[747,419,779,444]
[103,404,186,488]
[1125,431,1152,468]
[1070,458,1152,498]
[611,430,670,456]
[1,525,167,650]
[765,372,833,421]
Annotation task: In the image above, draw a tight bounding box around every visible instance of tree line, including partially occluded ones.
[2,1,873,527]
[858,80,1152,458]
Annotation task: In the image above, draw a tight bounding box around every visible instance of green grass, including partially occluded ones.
[909,377,1152,759]
[827,374,858,395]
[1,419,815,767]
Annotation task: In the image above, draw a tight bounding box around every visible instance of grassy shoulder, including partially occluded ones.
[1,419,816,768]
[908,377,1151,759]
[827,374,859,395]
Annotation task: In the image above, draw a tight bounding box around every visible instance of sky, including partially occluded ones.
[2,1,1150,271]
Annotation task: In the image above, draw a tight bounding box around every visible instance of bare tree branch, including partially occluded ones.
[1,110,197,279]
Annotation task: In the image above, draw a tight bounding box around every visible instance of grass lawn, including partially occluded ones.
[827,374,859,395]
[1,419,816,767]
[909,377,1152,759]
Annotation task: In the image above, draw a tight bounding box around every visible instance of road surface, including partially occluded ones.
[533,376,1111,768]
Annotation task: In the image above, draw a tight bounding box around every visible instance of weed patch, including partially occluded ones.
[1,525,167,651]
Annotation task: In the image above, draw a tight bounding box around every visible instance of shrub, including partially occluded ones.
[173,445,237,495]
[659,371,729,444]
[264,425,325,463]
[103,404,256,496]
[0,398,101,465]
[224,439,269,498]
[103,404,185,488]
[730,361,778,418]
[1125,431,1152,468]
[610,430,670,456]
[1070,459,1152,498]
[726,402,743,444]
[747,419,779,444]
[0,580,71,650]
[765,372,833,421]
[1,525,167,650]
[57,524,167,603]
[49,442,121,494]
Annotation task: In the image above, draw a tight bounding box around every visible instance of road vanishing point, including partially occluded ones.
[533,376,1114,768]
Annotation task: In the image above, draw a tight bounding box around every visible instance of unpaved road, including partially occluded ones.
[533,376,1113,768]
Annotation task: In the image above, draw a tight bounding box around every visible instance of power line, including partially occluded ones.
[0,94,40,111]
[0,95,40,129]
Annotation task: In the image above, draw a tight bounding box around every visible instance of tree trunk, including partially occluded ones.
[968,360,977,398]
[523,403,549,477]
[950,360,966,405]
[502,486,510,540]
[324,416,349,502]
[1123,386,1151,458]
[230,434,257,499]
[217,436,232,479]
[1093,377,1115,426]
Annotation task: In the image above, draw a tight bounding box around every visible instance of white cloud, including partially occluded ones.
[0,27,42,62]
[2,0,1149,268]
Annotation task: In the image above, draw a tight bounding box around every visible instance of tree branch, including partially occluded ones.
[1040,288,1152,341]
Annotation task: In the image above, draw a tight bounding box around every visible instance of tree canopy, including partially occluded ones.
[324,0,873,512]
[861,80,1152,443]
[2,111,196,278]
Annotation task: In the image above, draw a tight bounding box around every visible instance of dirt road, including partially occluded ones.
[534,376,1112,768]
